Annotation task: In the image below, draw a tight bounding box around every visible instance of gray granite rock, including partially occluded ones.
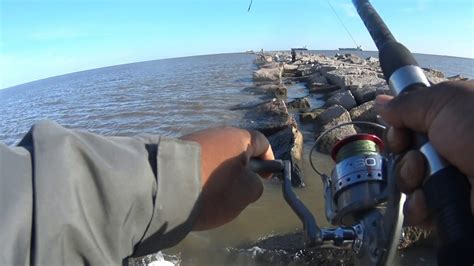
[323,67,385,89]
[317,106,356,154]
[349,100,377,122]
[242,99,296,136]
[326,90,357,110]
[253,67,282,83]
[351,85,377,104]
[306,73,328,84]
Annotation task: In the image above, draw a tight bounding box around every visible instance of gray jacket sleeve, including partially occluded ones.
[0,120,202,265]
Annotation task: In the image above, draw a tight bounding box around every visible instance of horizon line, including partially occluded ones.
[2,49,473,90]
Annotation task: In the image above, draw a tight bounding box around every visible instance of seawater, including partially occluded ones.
[0,52,472,265]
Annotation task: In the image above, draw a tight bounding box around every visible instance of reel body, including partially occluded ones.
[327,134,387,226]
[251,121,404,265]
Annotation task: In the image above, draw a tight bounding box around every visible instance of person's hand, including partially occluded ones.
[180,126,274,231]
[375,80,474,226]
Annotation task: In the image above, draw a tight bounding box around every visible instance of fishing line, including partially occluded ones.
[326,0,360,49]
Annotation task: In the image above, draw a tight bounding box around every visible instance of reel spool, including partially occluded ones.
[310,122,389,226]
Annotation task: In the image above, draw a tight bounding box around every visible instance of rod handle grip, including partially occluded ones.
[423,166,474,265]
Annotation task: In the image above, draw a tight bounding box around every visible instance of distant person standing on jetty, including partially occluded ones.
[1,80,473,264]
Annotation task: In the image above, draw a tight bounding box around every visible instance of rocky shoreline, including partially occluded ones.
[234,50,468,264]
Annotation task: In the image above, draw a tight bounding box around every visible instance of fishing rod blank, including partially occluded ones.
[352,1,474,265]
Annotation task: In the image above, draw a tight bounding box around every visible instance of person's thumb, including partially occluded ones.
[375,88,438,133]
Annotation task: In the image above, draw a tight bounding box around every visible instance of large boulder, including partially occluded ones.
[296,64,317,77]
[350,85,377,104]
[306,73,328,84]
[253,67,282,83]
[241,99,296,136]
[326,89,357,110]
[323,67,385,89]
[349,100,377,122]
[317,105,356,154]
[287,97,310,111]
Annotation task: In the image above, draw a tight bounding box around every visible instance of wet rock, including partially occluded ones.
[398,226,432,249]
[234,232,355,266]
[267,126,305,187]
[272,85,288,98]
[243,84,288,99]
[326,89,357,110]
[308,83,340,94]
[317,105,356,154]
[350,85,377,104]
[230,99,269,111]
[287,97,310,111]
[300,108,325,123]
[306,73,328,84]
[253,67,282,83]
[349,100,377,122]
[242,99,296,136]
[323,67,385,89]
[423,67,447,84]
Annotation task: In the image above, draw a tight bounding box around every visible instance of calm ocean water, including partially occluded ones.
[1,51,472,265]
[1,51,472,146]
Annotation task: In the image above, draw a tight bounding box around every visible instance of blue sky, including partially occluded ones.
[1,0,473,89]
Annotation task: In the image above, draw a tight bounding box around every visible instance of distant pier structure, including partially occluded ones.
[291,47,308,62]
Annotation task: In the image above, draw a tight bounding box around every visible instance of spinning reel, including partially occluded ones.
[251,121,404,265]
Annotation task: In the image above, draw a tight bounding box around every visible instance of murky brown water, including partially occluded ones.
[2,52,466,265]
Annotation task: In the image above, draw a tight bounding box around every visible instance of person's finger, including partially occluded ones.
[404,188,430,226]
[386,126,412,153]
[375,89,436,133]
[248,130,274,159]
[248,130,275,179]
[396,150,425,193]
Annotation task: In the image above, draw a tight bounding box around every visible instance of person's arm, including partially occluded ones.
[1,120,201,265]
[0,121,273,264]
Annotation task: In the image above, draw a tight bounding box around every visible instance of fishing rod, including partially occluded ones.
[352,0,474,264]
